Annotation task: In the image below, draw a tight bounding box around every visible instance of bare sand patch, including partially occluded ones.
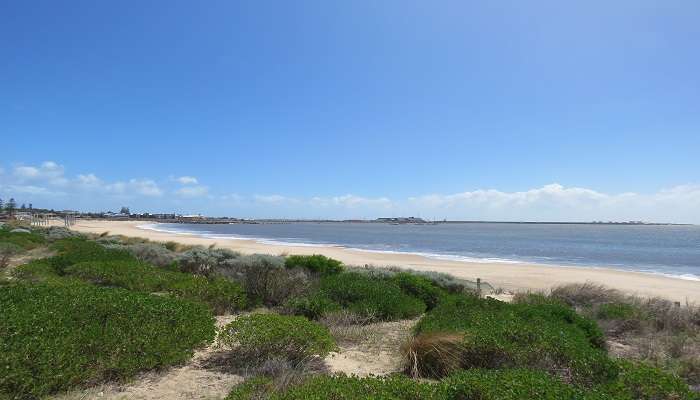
[324,318,418,376]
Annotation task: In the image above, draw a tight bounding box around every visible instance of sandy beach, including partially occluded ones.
[67,219,700,303]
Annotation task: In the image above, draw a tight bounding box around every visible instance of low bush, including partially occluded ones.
[48,238,135,273]
[391,272,446,310]
[285,294,341,320]
[219,314,336,362]
[285,255,343,275]
[227,369,596,400]
[439,368,588,400]
[64,260,246,313]
[592,360,699,400]
[226,376,274,400]
[284,272,429,321]
[0,281,215,399]
[231,374,437,400]
[548,283,700,386]
[226,366,699,400]
[596,302,644,320]
[12,258,55,278]
[0,243,23,270]
[412,294,614,384]
[315,272,426,321]
[178,246,242,276]
[550,282,625,308]
[0,228,45,251]
[42,226,80,242]
[105,242,180,268]
[217,254,309,307]
[348,265,485,295]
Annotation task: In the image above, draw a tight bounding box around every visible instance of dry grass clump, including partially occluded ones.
[550,282,626,307]
[401,332,466,378]
[318,310,380,344]
[547,282,700,386]
[164,240,195,252]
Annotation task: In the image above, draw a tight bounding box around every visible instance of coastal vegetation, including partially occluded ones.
[0,225,697,399]
[219,314,336,362]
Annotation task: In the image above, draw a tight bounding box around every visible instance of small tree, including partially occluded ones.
[20,204,26,210]
[0,198,4,211]
[28,203,33,210]
[120,206,130,215]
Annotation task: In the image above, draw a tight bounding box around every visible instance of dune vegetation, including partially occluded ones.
[0,224,697,399]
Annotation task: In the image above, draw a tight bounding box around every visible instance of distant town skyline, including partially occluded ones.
[2,2,699,223]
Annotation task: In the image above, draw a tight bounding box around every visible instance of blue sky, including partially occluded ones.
[2,1,699,222]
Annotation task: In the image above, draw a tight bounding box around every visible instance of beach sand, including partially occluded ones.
[66,220,700,303]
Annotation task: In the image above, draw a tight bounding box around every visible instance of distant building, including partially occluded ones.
[179,214,204,222]
[375,217,427,224]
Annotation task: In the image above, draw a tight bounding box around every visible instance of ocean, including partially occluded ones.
[141,222,700,281]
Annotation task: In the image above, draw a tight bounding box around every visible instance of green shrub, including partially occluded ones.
[228,369,591,400]
[311,272,426,321]
[285,293,341,320]
[226,367,699,400]
[105,242,180,267]
[347,265,486,295]
[48,238,135,273]
[439,368,589,400]
[12,259,67,284]
[0,228,45,250]
[219,254,310,307]
[0,281,215,399]
[391,272,445,310]
[42,226,80,241]
[220,314,336,362]
[225,376,274,400]
[178,246,242,275]
[596,302,643,320]
[285,254,344,275]
[592,360,699,400]
[413,294,614,384]
[253,374,437,400]
[64,260,246,313]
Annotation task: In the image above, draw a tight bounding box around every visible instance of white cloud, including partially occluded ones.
[104,179,163,197]
[125,179,163,197]
[76,173,102,186]
[176,176,199,185]
[407,183,700,223]
[176,186,208,197]
[0,184,66,196]
[13,161,66,185]
[311,195,393,209]
[254,194,298,205]
[2,161,163,200]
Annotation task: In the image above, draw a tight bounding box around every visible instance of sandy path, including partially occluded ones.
[325,318,417,376]
[64,220,700,303]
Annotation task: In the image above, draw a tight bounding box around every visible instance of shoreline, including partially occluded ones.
[139,222,700,281]
[66,220,700,303]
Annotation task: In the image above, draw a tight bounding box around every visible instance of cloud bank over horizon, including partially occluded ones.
[1,161,698,223]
